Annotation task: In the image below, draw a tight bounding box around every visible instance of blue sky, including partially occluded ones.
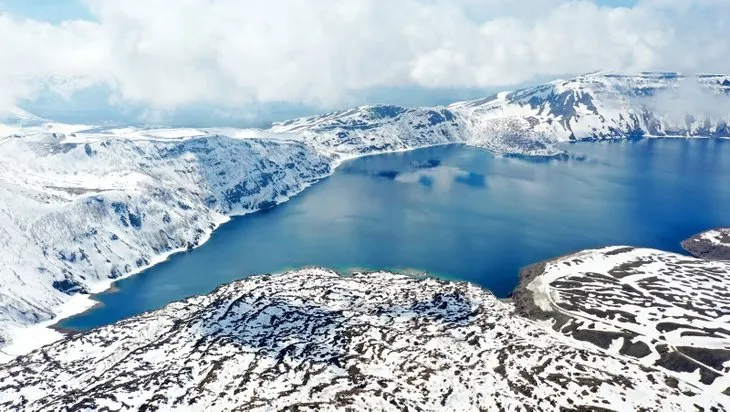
[0,0,92,23]
[0,0,726,126]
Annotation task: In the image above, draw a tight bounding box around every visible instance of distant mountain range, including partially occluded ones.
[273,71,730,155]
[0,71,728,363]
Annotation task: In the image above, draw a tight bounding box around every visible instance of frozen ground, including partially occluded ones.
[514,246,730,397]
[1,268,726,411]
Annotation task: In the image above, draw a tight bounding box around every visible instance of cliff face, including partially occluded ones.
[0,134,333,347]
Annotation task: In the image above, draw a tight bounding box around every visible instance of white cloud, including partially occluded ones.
[641,76,730,123]
[0,14,106,112]
[0,0,729,113]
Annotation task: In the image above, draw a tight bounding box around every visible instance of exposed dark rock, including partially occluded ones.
[682,229,730,261]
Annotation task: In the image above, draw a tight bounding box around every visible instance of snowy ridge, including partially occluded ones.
[0,71,729,356]
[0,268,725,411]
[272,103,564,157]
[275,72,730,156]
[454,72,730,141]
[514,246,730,396]
[272,105,469,156]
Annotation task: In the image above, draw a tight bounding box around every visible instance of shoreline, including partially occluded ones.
[2,141,473,360]
[25,230,730,401]
[48,228,715,341]
[1,137,724,362]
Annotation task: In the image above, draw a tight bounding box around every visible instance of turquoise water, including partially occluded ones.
[59,139,730,331]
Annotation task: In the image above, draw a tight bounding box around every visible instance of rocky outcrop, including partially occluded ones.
[683,229,730,261]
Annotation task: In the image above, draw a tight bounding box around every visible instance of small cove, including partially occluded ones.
[58,138,730,331]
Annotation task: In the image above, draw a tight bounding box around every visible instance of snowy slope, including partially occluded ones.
[0,71,728,357]
[514,246,730,396]
[0,131,333,354]
[1,268,726,411]
[0,107,45,125]
[453,72,730,141]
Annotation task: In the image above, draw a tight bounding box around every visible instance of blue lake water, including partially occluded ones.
[59,139,730,331]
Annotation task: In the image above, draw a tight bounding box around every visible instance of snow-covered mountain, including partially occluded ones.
[273,71,730,154]
[1,264,728,410]
[453,72,730,141]
[0,107,45,124]
[0,72,728,358]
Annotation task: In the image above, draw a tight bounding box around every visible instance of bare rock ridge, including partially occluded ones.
[683,229,730,261]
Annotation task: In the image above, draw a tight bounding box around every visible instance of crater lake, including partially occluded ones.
[59,138,730,331]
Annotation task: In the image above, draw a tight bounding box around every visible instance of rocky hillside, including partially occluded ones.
[513,246,730,396]
[1,268,726,411]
